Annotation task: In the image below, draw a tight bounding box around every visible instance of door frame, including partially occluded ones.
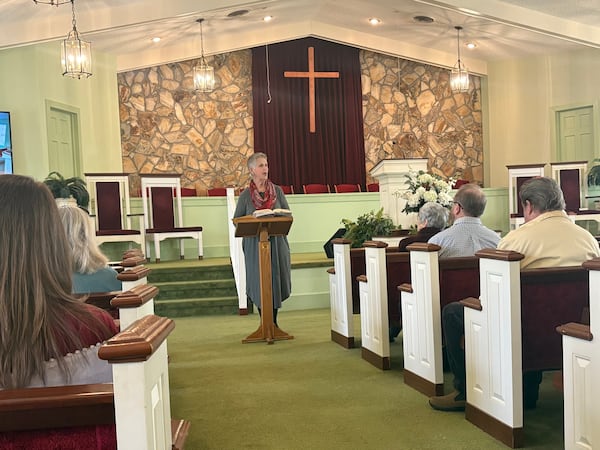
[550,101,600,163]
[45,99,83,177]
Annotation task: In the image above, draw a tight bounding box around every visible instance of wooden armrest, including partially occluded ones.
[0,384,114,432]
[556,322,593,341]
[99,315,175,363]
[120,256,147,268]
[405,242,441,252]
[327,267,335,275]
[460,297,482,311]
[117,265,151,281]
[398,283,412,293]
[111,284,158,309]
[331,238,351,245]
[356,274,367,283]
[84,291,121,310]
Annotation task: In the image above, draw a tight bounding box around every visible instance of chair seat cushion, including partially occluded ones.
[96,229,141,236]
[146,227,203,233]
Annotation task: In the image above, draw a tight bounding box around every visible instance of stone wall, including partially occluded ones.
[118,45,483,194]
[361,51,482,184]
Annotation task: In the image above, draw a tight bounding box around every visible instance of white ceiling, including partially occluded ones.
[3,0,600,73]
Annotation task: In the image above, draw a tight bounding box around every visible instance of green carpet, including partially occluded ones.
[166,309,564,450]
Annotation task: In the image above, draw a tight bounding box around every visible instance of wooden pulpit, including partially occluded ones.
[233,215,294,344]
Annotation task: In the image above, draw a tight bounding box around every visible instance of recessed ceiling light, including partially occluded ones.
[151,37,161,43]
[413,15,434,24]
[466,42,476,49]
[369,18,382,26]
[263,15,274,22]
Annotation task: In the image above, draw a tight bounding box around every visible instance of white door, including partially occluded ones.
[47,106,81,177]
[557,106,595,163]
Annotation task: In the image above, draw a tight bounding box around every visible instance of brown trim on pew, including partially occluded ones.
[475,248,524,261]
[398,283,413,294]
[403,370,444,397]
[556,322,593,341]
[111,284,159,308]
[117,265,151,281]
[0,384,115,432]
[466,403,523,448]
[583,257,600,271]
[331,330,355,349]
[405,242,441,252]
[331,238,352,245]
[460,297,482,311]
[99,315,175,363]
[361,347,390,370]
[356,274,367,283]
[363,240,388,248]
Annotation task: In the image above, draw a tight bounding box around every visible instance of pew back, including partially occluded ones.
[463,249,590,448]
[399,243,479,396]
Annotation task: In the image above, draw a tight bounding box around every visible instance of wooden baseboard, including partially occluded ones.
[331,330,355,348]
[403,370,444,397]
[466,403,523,448]
[361,346,390,370]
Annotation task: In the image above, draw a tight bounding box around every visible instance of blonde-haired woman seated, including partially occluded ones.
[58,204,122,294]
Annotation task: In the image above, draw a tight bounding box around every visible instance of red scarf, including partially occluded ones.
[249,179,276,210]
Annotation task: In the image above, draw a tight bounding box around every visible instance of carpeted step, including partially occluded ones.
[155,296,239,317]
[148,265,234,283]
[154,279,237,300]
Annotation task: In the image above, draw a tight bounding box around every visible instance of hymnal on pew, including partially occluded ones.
[252,208,292,218]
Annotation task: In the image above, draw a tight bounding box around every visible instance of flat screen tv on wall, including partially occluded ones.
[0,111,13,174]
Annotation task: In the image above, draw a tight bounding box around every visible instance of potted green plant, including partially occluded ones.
[43,171,90,209]
[341,208,396,248]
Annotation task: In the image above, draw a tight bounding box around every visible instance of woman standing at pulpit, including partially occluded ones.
[234,152,292,325]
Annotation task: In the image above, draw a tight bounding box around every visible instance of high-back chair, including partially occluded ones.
[140,174,203,262]
[366,183,379,192]
[85,173,144,251]
[334,183,361,193]
[506,164,546,229]
[303,183,330,194]
[550,161,588,213]
[280,185,294,195]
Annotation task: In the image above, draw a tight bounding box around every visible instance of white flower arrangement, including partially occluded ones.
[395,169,455,214]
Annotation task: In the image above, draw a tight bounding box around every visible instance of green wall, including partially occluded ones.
[486,47,600,187]
[0,42,122,180]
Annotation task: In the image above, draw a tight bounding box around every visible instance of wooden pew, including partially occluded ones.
[557,258,600,450]
[462,249,589,448]
[357,241,411,369]
[328,240,409,351]
[328,238,355,348]
[0,314,189,450]
[398,243,479,396]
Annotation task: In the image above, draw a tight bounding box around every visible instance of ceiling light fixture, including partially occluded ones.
[450,26,469,93]
[61,0,92,79]
[32,0,70,6]
[193,18,215,92]
[369,18,381,25]
[263,15,274,22]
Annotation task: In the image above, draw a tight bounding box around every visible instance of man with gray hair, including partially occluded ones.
[498,176,599,267]
[430,176,600,412]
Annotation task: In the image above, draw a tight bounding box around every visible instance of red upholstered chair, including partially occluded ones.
[452,179,470,189]
[85,173,144,251]
[366,183,380,192]
[334,183,361,193]
[303,183,330,194]
[551,161,588,214]
[140,174,203,262]
[207,187,228,196]
[280,185,294,195]
[179,187,197,197]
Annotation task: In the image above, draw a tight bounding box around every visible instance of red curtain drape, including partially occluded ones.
[252,38,365,192]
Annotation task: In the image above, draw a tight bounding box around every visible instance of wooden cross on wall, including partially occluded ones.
[284,46,340,133]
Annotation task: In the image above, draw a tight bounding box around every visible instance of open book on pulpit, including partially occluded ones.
[252,208,292,218]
